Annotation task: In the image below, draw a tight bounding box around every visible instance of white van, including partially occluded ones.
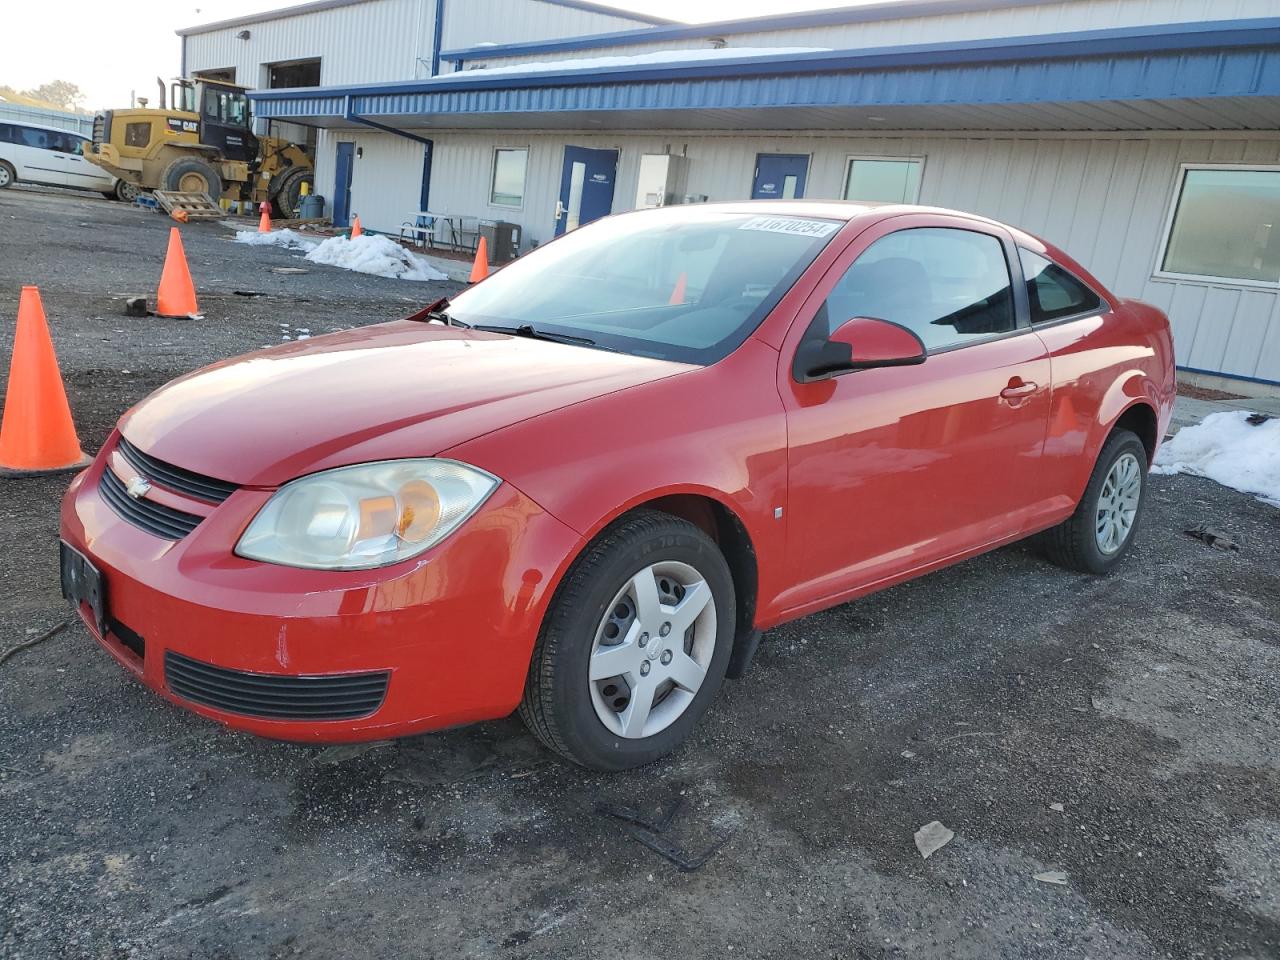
[0,120,124,199]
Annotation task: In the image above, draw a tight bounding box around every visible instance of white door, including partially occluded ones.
[11,126,68,186]
[56,134,113,191]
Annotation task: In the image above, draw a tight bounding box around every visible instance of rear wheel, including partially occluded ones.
[519,510,736,770]
[161,157,222,201]
[0,161,15,189]
[1042,428,1148,574]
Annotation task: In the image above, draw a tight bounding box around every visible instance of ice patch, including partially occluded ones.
[1152,410,1280,506]
[303,234,448,282]
[234,228,318,251]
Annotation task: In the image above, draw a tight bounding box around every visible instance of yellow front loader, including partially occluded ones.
[85,78,313,218]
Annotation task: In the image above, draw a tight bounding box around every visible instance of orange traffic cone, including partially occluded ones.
[668,272,687,305]
[156,227,200,318]
[469,236,489,283]
[258,205,271,233]
[350,215,363,240]
[0,286,90,476]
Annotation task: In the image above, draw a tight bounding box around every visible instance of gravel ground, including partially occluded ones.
[1,186,1279,960]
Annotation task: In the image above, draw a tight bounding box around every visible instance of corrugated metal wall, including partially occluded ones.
[462,0,1280,68]
[184,0,433,87]
[0,104,93,136]
[335,128,1279,382]
[441,0,664,53]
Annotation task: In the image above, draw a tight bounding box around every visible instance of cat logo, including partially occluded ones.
[166,118,200,135]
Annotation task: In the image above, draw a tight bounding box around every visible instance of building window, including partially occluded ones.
[1159,165,1280,285]
[490,148,528,207]
[843,157,923,203]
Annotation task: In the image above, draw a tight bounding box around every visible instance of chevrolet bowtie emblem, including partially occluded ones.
[125,476,152,500]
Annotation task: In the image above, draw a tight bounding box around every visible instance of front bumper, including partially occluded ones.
[59,435,582,742]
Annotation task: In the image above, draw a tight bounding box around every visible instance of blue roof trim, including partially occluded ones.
[533,0,675,25]
[251,18,1280,101]
[254,45,1280,123]
[438,0,1070,62]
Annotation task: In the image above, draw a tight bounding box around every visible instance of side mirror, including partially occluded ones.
[794,316,927,383]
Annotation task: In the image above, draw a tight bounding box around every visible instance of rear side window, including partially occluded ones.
[824,227,1016,351]
[19,126,54,150]
[1019,249,1102,323]
[125,122,151,148]
[0,123,15,144]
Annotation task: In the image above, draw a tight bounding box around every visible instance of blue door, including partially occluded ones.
[333,142,355,227]
[555,146,618,237]
[752,153,809,200]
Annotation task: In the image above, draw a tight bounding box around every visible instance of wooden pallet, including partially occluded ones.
[152,191,224,220]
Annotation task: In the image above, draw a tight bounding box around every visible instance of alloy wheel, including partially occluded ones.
[588,560,717,739]
[1095,452,1141,554]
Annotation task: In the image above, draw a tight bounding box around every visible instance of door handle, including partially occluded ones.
[1000,379,1038,399]
[555,200,565,220]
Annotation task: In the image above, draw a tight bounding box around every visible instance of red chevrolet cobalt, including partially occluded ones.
[60,202,1175,769]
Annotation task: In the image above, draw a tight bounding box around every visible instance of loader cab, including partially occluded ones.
[171,79,257,163]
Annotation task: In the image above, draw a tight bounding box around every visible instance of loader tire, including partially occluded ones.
[272,169,312,219]
[161,157,222,201]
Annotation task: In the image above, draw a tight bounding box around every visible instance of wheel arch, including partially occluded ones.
[541,488,762,678]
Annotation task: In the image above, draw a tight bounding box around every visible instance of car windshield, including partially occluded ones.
[444,208,843,364]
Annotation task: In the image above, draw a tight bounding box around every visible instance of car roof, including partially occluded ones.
[689,198,1044,248]
[0,119,89,137]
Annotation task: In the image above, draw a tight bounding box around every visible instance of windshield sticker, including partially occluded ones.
[738,216,840,238]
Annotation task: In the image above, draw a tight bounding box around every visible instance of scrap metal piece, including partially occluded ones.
[594,797,682,833]
[624,825,731,873]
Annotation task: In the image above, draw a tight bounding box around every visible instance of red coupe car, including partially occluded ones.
[60,202,1175,769]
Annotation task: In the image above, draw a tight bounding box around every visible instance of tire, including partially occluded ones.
[161,157,222,201]
[112,179,140,203]
[519,509,736,771]
[271,169,311,219]
[0,160,15,189]
[1042,428,1148,574]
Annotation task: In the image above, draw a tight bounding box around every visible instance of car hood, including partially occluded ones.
[120,320,692,487]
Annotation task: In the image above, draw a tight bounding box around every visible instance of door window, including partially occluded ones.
[823,227,1015,351]
[1018,249,1102,323]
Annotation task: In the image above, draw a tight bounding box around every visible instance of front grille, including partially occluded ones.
[99,468,203,540]
[117,437,237,504]
[108,618,145,660]
[164,651,390,721]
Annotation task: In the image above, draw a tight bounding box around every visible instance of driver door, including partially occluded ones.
[775,214,1051,614]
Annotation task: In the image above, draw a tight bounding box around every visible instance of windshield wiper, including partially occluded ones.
[474,323,609,350]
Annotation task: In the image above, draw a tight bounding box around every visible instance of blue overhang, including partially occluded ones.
[250,18,1280,132]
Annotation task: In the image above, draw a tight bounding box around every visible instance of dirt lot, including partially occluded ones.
[1,186,1278,960]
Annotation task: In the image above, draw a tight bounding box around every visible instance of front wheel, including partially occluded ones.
[519,510,736,770]
[112,179,140,203]
[1042,428,1148,574]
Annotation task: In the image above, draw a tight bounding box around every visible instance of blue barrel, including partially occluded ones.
[299,194,325,220]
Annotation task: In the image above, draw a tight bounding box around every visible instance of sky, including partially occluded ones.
[6,0,864,112]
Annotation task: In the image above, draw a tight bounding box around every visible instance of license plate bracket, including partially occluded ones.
[60,541,106,637]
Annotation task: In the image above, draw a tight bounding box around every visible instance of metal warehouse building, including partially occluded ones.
[179,0,1280,391]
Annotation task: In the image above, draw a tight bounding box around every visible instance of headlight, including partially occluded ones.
[236,459,499,570]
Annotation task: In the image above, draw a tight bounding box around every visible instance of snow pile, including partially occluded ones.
[457,47,832,78]
[304,234,448,282]
[1152,410,1280,506]
[234,228,319,250]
